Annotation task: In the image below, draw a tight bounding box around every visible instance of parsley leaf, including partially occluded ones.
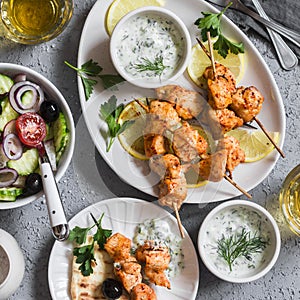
[68,225,91,245]
[99,95,134,152]
[194,2,245,58]
[92,213,112,249]
[68,212,112,277]
[64,59,124,101]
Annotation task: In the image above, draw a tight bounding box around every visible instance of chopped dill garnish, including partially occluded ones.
[133,55,168,77]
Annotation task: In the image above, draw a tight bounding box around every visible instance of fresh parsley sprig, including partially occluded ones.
[99,95,133,152]
[217,228,268,271]
[194,2,244,58]
[65,59,124,101]
[68,213,112,276]
[133,55,168,78]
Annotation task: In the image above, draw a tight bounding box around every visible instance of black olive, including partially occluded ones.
[40,101,60,122]
[23,173,43,196]
[101,278,123,299]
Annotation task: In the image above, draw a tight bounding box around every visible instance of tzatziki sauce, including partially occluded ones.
[202,206,272,277]
[115,13,185,81]
[132,218,184,278]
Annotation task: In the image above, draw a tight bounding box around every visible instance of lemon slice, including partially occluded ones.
[118,98,149,160]
[105,0,165,35]
[225,129,280,162]
[187,42,245,87]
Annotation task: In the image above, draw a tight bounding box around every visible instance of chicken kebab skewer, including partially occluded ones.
[197,35,285,158]
[154,85,252,199]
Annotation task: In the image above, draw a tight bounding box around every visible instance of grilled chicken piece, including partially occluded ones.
[158,168,187,210]
[149,154,182,179]
[114,260,142,294]
[156,85,204,119]
[104,233,132,262]
[135,240,171,289]
[203,63,236,110]
[214,108,244,134]
[218,136,245,178]
[131,283,157,300]
[172,121,208,163]
[144,134,167,158]
[230,86,264,123]
[192,149,227,182]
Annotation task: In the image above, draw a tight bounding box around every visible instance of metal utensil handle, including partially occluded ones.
[40,161,69,241]
[234,0,300,48]
[251,0,298,70]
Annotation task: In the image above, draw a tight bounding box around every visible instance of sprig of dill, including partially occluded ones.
[133,55,168,77]
[217,228,268,271]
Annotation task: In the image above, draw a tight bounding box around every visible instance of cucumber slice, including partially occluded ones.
[0,73,14,94]
[53,112,70,154]
[0,98,19,131]
[0,187,23,201]
[7,148,39,176]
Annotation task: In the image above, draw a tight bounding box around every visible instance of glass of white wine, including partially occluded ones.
[0,0,73,44]
[279,164,300,236]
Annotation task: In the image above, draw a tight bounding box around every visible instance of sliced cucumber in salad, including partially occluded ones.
[0,72,70,202]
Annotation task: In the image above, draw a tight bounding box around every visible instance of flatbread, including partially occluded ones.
[71,236,128,300]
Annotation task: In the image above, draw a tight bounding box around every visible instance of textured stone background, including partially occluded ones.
[0,0,299,299]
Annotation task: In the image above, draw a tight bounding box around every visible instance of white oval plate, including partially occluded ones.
[77,0,285,203]
[48,197,199,300]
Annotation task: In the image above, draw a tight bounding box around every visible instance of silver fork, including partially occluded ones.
[206,0,300,49]
[251,0,298,70]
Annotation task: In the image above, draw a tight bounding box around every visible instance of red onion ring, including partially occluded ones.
[0,167,18,188]
[3,119,17,137]
[2,133,23,160]
[9,81,44,114]
[14,73,27,83]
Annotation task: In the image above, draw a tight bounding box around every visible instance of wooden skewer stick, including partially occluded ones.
[173,203,185,238]
[196,37,211,60]
[224,174,252,199]
[254,117,285,158]
[207,32,216,79]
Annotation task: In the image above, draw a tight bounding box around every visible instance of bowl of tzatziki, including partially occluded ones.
[109,6,191,88]
[198,200,281,283]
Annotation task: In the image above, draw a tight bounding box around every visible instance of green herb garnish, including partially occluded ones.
[194,2,244,58]
[65,59,124,101]
[217,228,268,271]
[133,55,168,77]
[99,95,133,152]
[68,213,112,276]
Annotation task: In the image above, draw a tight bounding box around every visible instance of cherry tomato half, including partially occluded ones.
[16,112,47,147]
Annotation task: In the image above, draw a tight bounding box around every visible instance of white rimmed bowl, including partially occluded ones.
[109,6,191,89]
[198,200,281,283]
[0,63,75,209]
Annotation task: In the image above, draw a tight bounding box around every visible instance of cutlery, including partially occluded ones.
[251,0,298,70]
[205,0,300,49]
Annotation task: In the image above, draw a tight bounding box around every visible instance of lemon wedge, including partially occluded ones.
[105,0,165,35]
[118,98,149,160]
[187,42,245,88]
[225,129,280,162]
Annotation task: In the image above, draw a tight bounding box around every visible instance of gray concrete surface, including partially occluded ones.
[0,1,300,299]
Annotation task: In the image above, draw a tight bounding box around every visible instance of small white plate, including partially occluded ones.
[77,0,285,203]
[48,197,199,300]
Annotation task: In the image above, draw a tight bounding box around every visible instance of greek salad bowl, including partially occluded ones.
[0,63,75,209]
[198,200,281,283]
[109,6,192,89]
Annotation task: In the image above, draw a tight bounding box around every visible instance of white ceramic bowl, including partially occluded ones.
[110,6,191,89]
[0,63,75,209]
[198,200,281,283]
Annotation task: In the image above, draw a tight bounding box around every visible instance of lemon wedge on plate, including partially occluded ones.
[105,0,165,35]
[187,42,245,87]
[117,98,149,160]
[225,129,280,162]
